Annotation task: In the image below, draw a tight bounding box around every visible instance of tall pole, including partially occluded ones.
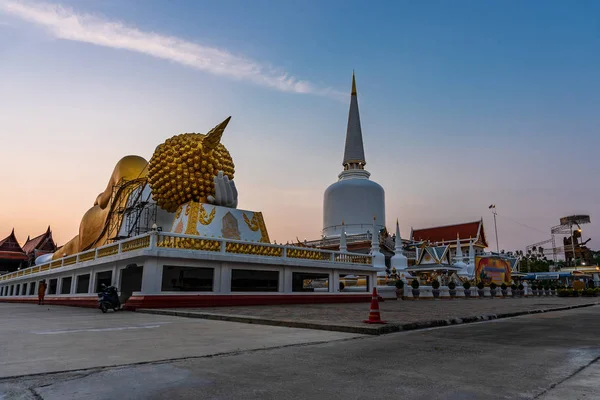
[492,205,499,253]
[570,223,577,267]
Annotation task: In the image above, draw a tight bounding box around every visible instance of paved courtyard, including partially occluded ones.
[0,303,360,379]
[1,304,600,399]
[142,296,599,333]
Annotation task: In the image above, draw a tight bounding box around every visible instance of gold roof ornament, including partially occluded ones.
[351,71,357,96]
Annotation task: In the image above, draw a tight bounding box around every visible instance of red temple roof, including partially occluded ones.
[411,220,487,248]
[22,226,55,255]
[0,229,28,261]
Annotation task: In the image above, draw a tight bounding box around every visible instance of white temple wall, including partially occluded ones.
[0,251,376,298]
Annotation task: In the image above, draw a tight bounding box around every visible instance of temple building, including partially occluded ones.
[0,227,57,273]
[410,219,488,258]
[0,230,28,273]
[22,226,57,266]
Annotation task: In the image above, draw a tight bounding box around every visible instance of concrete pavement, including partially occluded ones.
[0,303,360,379]
[1,304,600,399]
[140,296,599,334]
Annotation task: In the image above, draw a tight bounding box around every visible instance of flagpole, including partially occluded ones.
[490,205,499,253]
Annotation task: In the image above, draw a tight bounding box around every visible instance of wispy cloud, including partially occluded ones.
[0,1,343,99]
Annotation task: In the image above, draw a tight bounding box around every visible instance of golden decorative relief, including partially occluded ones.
[243,212,269,242]
[199,204,216,226]
[63,256,77,266]
[184,202,200,235]
[184,202,216,234]
[243,213,260,231]
[225,242,282,257]
[157,234,220,252]
[256,212,270,243]
[221,212,241,239]
[79,250,96,262]
[97,244,119,258]
[121,236,151,252]
[286,248,329,261]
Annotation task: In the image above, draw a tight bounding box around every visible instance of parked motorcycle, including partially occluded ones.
[98,284,121,313]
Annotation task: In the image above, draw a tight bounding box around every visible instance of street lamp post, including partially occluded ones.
[489,204,499,253]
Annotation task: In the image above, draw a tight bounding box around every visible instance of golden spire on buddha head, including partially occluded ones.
[147,117,235,213]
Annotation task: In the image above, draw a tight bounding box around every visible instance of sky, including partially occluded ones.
[0,0,599,253]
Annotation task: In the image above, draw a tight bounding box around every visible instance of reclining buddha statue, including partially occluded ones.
[52,117,255,259]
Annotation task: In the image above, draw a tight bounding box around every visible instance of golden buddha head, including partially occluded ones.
[148,117,235,212]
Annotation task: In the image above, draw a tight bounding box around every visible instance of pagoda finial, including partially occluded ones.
[341,72,366,171]
[395,219,402,250]
[455,234,463,258]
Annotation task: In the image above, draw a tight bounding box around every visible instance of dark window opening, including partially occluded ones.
[21,283,28,296]
[231,269,279,292]
[48,279,58,295]
[292,272,329,292]
[61,277,72,294]
[95,271,112,293]
[161,266,213,292]
[29,282,36,296]
[76,274,90,294]
[15,284,20,296]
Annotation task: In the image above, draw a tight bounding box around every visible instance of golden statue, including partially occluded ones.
[53,117,237,259]
[148,117,235,212]
[53,156,149,259]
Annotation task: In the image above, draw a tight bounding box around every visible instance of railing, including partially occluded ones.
[156,235,220,252]
[97,244,119,258]
[0,232,373,284]
[121,235,151,252]
[226,242,283,257]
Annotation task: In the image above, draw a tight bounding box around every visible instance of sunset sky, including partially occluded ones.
[1,0,598,253]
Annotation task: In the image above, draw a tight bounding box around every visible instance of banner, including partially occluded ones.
[475,256,512,284]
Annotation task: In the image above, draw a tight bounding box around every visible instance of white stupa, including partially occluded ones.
[322,73,386,238]
[390,219,408,270]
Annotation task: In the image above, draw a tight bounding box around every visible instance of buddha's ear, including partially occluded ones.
[204,117,231,150]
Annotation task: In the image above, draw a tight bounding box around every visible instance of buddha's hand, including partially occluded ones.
[207,171,238,208]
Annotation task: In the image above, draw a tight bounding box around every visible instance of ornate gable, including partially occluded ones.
[0,229,27,262]
[22,226,56,256]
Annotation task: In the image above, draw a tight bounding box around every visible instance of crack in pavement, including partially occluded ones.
[0,335,366,383]
[533,355,600,399]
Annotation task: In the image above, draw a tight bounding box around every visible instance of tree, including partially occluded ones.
[593,251,600,266]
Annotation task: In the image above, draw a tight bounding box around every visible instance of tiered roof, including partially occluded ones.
[22,226,56,256]
[410,219,488,248]
[0,229,27,261]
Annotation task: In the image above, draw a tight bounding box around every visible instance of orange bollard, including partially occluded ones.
[363,287,387,324]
